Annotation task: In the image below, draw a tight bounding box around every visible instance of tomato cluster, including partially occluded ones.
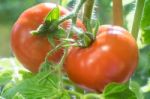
[11,3,138,92]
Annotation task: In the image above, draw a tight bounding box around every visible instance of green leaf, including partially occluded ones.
[132,45,150,85]
[18,70,34,80]
[84,19,92,33]
[48,33,56,48]
[31,7,60,36]
[0,70,13,86]
[141,0,150,44]
[78,33,92,47]
[55,27,67,38]
[47,28,66,48]
[12,92,26,99]
[141,80,150,99]
[39,61,56,72]
[130,81,144,99]
[144,92,150,99]
[2,72,60,98]
[45,7,60,24]
[30,24,49,35]
[60,90,70,99]
[0,58,35,94]
[103,83,137,99]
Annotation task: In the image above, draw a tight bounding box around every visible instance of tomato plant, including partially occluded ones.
[64,25,138,92]
[11,3,84,72]
[1,0,150,99]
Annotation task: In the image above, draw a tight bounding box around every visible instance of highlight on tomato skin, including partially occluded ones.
[10,3,85,73]
[64,25,138,92]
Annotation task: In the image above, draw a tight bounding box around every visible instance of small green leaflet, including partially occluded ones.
[55,27,67,38]
[48,27,66,48]
[141,0,150,44]
[44,6,60,24]
[78,33,92,47]
[2,72,60,99]
[0,58,71,98]
[48,33,56,48]
[31,7,61,36]
[0,58,34,98]
[39,61,57,72]
[0,58,30,87]
[44,7,67,48]
[0,71,13,86]
[93,21,100,39]
[31,24,49,35]
[130,81,144,99]
[12,92,25,99]
[132,45,150,98]
[103,83,137,99]
[84,18,92,33]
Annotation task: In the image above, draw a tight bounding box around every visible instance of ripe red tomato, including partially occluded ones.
[11,3,84,73]
[64,25,138,92]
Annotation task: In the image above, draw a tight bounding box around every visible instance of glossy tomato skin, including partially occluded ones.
[11,3,85,73]
[64,25,138,92]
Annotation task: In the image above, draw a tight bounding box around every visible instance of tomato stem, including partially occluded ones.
[47,0,87,64]
[66,90,83,98]
[31,0,88,37]
[44,43,63,62]
[57,0,87,25]
[58,0,87,65]
[57,13,75,25]
[131,0,145,40]
[83,0,95,25]
[113,0,123,26]
[55,0,88,91]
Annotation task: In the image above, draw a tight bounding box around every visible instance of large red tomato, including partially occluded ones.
[11,3,84,73]
[64,25,138,92]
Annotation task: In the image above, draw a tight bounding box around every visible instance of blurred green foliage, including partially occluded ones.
[0,0,135,57]
[0,0,41,57]
[141,0,150,45]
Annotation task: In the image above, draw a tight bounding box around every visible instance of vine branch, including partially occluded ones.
[56,0,87,90]
[131,0,145,40]
[113,0,123,26]
[83,0,95,24]
[58,0,87,66]
[52,0,87,30]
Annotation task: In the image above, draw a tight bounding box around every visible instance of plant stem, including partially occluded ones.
[56,0,87,90]
[83,0,95,24]
[131,0,145,40]
[33,0,87,36]
[57,13,75,25]
[113,0,123,26]
[58,0,87,66]
[66,90,82,98]
[45,43,63,62]
[74,0,87,14]
[83,93,104,99]
[57,0,87,25]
